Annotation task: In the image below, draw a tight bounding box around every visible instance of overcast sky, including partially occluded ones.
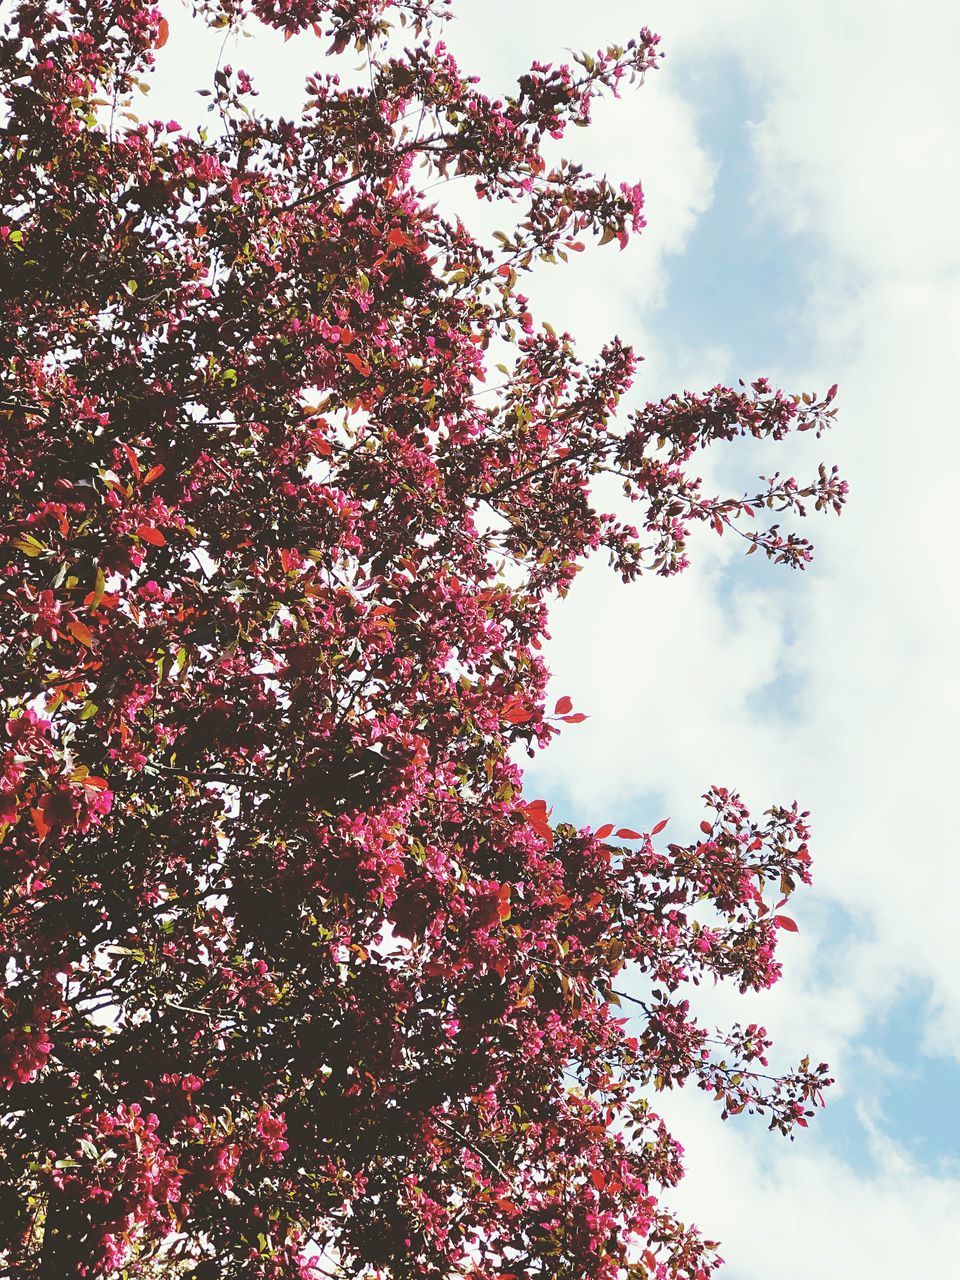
[151,2,960,1273]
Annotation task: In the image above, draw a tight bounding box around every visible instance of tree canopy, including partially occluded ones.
[0,2,843,1277]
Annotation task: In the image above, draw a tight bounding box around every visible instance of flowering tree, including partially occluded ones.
[0,1,844,1277]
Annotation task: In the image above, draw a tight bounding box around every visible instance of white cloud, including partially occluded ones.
[492,0,960,1264]
[507,0,960,1052]
[657,1084,960,1280]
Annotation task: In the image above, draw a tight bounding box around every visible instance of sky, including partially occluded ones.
[148,2,960,1273]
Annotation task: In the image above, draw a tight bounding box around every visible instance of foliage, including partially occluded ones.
[0,1,842,1276]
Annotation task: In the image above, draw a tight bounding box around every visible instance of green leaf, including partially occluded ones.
[89,566,106,612]
[12,533,46,557]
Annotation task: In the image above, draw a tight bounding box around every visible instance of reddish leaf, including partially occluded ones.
[137,526,166,546]
[502,698,532,725]
[68,619,94,648]
[595,823,614,839]
[345,352,372,377]
[84,590,119,612]
[30,806,50,842]
[155,16,170,48]
[553,695,573,715]
[700,820,712,835]
[616,828,641,840]
[143,463,165,484]
[773,915,799,932]
[651,818,669,835]
[121,441,141,481]
[523,800,553,847]
[561,712,588,724]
